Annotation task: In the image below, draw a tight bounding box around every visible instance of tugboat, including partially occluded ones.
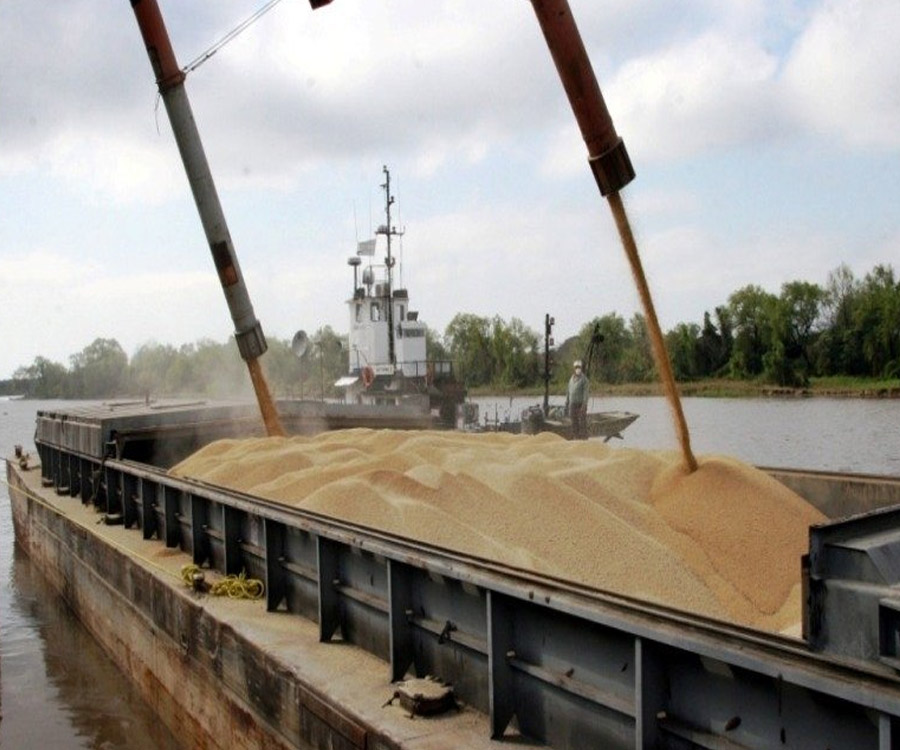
[293,167,635,440]
[298,166,466,427]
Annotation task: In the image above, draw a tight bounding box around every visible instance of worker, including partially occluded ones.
[565,360,589,440]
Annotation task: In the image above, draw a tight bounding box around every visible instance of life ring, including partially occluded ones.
[362,366,375,388]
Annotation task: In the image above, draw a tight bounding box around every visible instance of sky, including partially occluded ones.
[1,0,899,379]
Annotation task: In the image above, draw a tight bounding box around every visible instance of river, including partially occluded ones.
[0,400,180,749]
[474,394,900,476]
[1,396,898,746]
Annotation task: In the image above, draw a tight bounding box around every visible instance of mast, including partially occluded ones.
[376,165,403,368]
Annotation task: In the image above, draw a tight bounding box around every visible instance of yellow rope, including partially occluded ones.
[181,562,204,587]
[180,563,265,600]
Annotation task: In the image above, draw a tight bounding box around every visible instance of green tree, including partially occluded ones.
[188,338,248,397]
[445,313,493,387]
[13,356,70,398]
[620,313,654,382]
[695,308,732,377]
[129,341,180,396]
[814,264,861,375]
[727,285,777,378]
[489,317,540,387]
[560,314,636,385]
[666,322,701,381]
[9,262,898,396]
[426,327,449,363]
[69,338,128,398]
[311,326,347,399]
[855,265,900,377]
[764,281,825,386]
[261,338,305,398]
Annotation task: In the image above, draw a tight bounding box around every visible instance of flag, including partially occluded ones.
[357,239,376,256]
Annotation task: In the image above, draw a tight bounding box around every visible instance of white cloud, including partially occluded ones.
[781,0,900,149]
[45,130,185,205]
[608,32,782,163]
[639,217,892,329]
[1,0,898,381]
[0,252,224,371]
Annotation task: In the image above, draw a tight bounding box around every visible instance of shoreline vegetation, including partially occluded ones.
[3,376,899,403]
[474,377,900,400]
[4,263,898,401]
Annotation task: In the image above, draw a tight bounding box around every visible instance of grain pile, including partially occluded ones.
[170,429,824,632]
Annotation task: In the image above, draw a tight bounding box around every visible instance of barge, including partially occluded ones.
[7,400,900,749]
[8,0,896,745]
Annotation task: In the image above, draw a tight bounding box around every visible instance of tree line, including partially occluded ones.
[4,327,346,401]
[439,263,899,389]
[4,263,897,400]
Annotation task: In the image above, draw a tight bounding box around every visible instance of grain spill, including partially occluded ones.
[608,191,697,473]
[247,357,286,437]
[170,429,824,633]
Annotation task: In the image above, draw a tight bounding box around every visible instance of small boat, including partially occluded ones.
[511,320,639,441]
[520,404,639,442]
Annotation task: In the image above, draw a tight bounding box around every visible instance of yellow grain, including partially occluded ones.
[170,430,824,632]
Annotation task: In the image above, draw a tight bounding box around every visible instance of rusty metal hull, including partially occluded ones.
[6,461,511,750]
[11,402,900,749]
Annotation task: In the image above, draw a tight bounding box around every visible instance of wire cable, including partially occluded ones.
[182,0,286,75]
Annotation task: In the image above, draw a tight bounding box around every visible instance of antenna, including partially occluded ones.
[375,165,404,368]
[396,175,404,289]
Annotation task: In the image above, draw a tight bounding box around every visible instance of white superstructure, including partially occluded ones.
[335,167,455,408]
[347,274,428,380]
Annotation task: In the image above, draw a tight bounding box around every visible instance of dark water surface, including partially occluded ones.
[1,400,180,749]
[1,396,898,747]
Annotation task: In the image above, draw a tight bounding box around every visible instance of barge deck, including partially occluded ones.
[8,401,900,749]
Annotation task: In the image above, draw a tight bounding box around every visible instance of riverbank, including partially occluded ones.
[474,377,900,400]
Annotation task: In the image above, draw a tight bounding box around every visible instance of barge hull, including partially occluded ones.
[6,462,504,750]
[10,401,900,750]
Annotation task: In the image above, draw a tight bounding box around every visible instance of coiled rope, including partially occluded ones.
[180,564,265,600]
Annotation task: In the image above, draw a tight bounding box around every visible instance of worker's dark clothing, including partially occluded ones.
[566,372,589,440]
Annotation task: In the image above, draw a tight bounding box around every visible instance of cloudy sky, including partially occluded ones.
[1,0,898,379]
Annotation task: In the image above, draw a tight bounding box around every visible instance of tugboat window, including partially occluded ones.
[371,302,381,321]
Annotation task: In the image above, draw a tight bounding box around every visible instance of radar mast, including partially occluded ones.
[376,165,404,367]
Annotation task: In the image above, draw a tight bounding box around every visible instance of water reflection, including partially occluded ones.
[2,542,181,749]
[1,397,182,749]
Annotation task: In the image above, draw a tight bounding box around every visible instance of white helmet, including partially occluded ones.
[573,360,583,369]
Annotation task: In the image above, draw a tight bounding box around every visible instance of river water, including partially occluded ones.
[1,400,180,749]
[474,394,900,476]
[1,396,898,746]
